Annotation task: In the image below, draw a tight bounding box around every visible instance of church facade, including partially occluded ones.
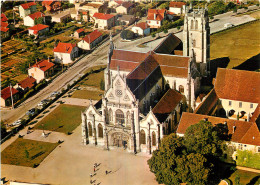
[81,6,210,154]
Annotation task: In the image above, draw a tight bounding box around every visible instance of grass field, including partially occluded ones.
[34,104,85,134]
[210,21,260,69]
[79,71,104,88]
[1,138,59,168]
[229,169,260,185]
[71,89,103,100]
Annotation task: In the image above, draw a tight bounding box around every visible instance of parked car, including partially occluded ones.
[12,119,22,126]
[50,91,60,97]
[224,23,234,28]
[26,108,35,116]
[38,99,49,107]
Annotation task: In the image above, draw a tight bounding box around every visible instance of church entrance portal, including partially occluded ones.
[110,132,129,149]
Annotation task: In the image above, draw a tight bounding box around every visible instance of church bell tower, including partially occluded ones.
[183,4,210,76]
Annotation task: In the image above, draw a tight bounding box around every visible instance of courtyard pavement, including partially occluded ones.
[1,125,158,185]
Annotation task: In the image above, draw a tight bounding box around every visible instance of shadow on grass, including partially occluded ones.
[247,175,260,185]
[49,105,56,109]
[209,57,230,78]
[43,110,50,114]
[37,115,44,119]
[233,53,260,71]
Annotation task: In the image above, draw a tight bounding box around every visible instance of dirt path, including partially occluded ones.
[236,166,260,173]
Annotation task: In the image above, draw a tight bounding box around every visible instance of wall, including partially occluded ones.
[147,20,162,28]
[54,52,72,64]
[28,67,45,83]
[132,27,144,35]
[24,16,35,27]
[169,7,182,15]
[116,6,127,14]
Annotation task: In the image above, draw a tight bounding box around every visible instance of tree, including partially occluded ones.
[120,30,135,40]
[1,121,7,138]
[100,79,105,90]
[148,121,225,185]
[235,174,240,185]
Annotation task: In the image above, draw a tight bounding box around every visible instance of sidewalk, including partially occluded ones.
[236,166,260,173]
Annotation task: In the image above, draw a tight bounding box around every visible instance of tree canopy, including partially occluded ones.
[148,120,224,185]
[120,30,135,40]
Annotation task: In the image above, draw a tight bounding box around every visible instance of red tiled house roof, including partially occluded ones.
[18,76,36,89]
[177,112,259,146]
[215,68,260,103]
[1,87,19,100]
[0,27,9,32]
[93,13,115,20]
[82,30,102,44]
[42,0,55,6]
[53,42,77,54]
[20,2,36,10]
[1,13,8,22]
[28,24,49,34]
[169,2,186,8]
[121,2,134,8]
[134,22,149,30]
[31,59,54,72]
[153,88,183,122]
[76,28,84,33]
[0,21,8,28]
[147,9,166,21]
[28,12,45,20]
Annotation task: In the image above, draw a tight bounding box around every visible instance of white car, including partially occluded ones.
[224,23,234,28]
[50,91,60,97]
[12,119,22,126]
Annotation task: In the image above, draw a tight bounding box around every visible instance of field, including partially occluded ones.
[210,20,260,69]
[34,104,86,134]
[229,169,260,185]
[1,138,59,167]
[71,89,103,100]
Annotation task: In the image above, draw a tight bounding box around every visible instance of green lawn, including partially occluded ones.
[229,169,260,185]
[79,71,104,88]
[236,150,260,169]
[1,138,59,167]
[34,104,86,134]
[210,21,260,69]
[71,89,103,100]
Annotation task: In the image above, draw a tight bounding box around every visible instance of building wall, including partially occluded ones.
[77,36,102,50]
[28,67,45,83]
[147,20,162,28]
[116,6,127,14]
[24,17,35,27]
[169,7,182,15]
[95,17,115,29]
[219,99,258,121]
[132,27,144,35]
[54,47,79,64]
[19,5,36,18]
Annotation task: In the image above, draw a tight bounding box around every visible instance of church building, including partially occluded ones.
[81,6,210,154]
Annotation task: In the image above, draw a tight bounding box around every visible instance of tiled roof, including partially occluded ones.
[0,27,9,32]
[53,42,77,53]
[177,112,258,146]
[147,9,166,21]
[28,12,45,20]
[115,1,124,5]
[154,33,182,54]
[110,49,148,71]
[174,50,183,56]
[0,21,8,28]
[118,15,135,22]
[240,123,260,146]
[20,2,36,10]
[169,2,186,8]
[93,13,115,20]
[1,86,19,100]
[83,3,103,8]
[153,88,183,122]
[126,55,159,91]
[31,59,54,72]
[42,0,55,6]
[134,22,149,30]
[250,104,260,123]
[82,30,102,44]
[18,76,36,89]
[76,28,84,33]
[194,89,219,115]
[121,2,134,8]
[1,13,8,22]
[215,68,260,103]
[28,24,49,32]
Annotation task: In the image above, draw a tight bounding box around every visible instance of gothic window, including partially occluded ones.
[98,124,103,138]
[195,20,198,30]
[140,129,146,144]
[152,131,156,146]
[126,111,131,125]
[88,122,92,137]
[109,109,113,122]
[179,85,184,94]
[191,20,194,29]
[116,109,125,124]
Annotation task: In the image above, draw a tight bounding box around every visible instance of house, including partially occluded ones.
[108,0,124,8]
[28,59,55,83]
[28,24,49,37]
[77,2,105,17]
[51,10,71,23]
[118,15,135,25]
[116,2,134,14]
[1,86,19,107]
[70,9,89,22]
[24,12,45,27]
[74,28,85,38]
[169,2,186,15]
[93,13,115,29]
[42,0,62,12]
[15,76,37,92]
[177,112,260,153]
[132,22,150,36]
[77,30,103,50]
[53,42,79,64]
[19,2,37,18]
[147,9,166,28]
[0,21,10,40]
[1,13,8,22]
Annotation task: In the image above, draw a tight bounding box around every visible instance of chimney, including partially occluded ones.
[233,126,236,134]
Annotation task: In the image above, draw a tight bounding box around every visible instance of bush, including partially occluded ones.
[120,30,135,40]
[151,33,156,37]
